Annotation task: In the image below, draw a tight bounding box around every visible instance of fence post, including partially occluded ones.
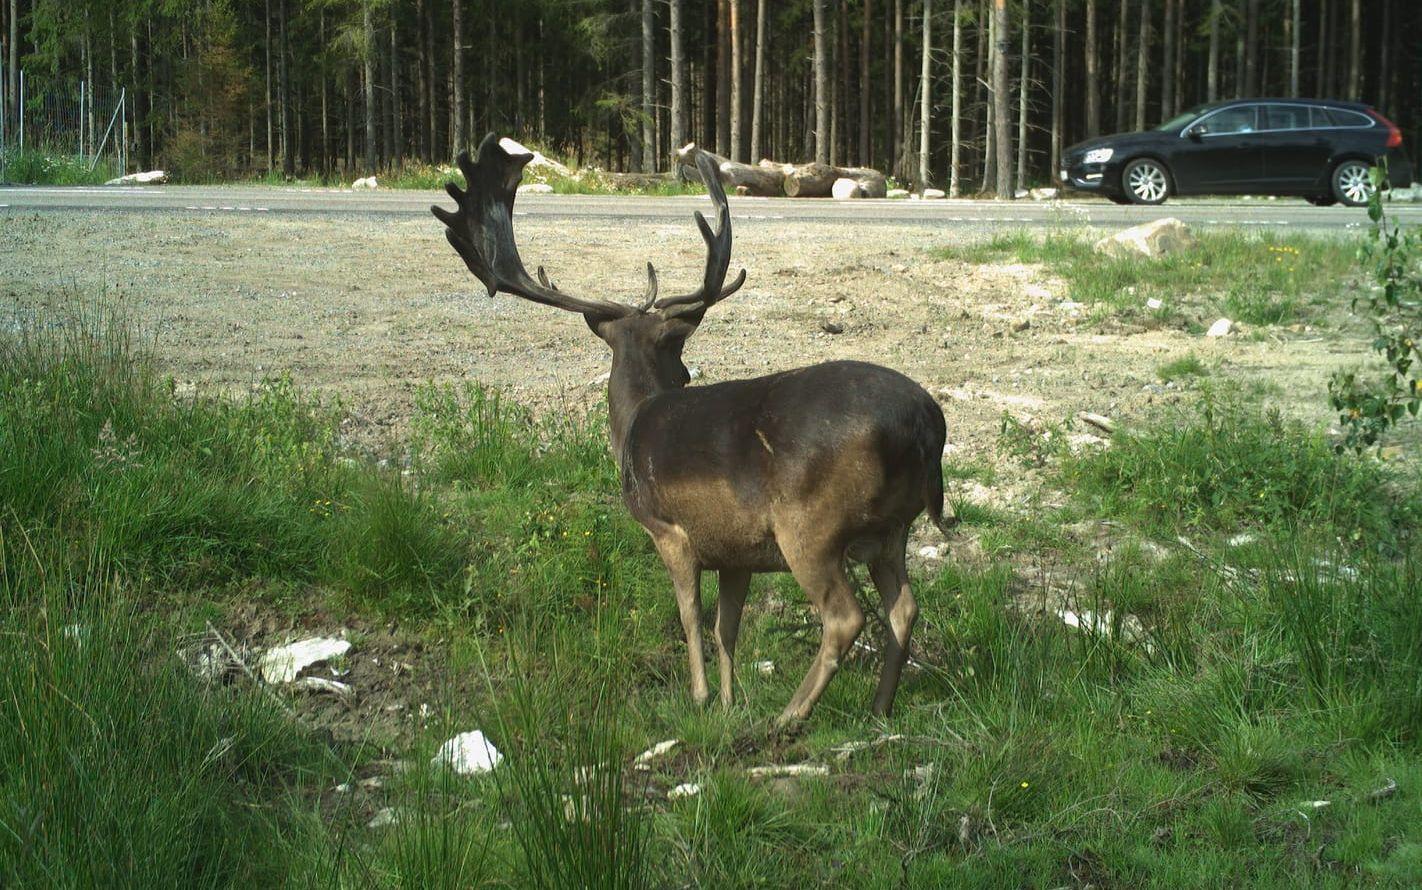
[78,80,85,158]
[121,89,127,175]
[17,69,21,153]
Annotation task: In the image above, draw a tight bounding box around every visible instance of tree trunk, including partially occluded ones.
[857,0,871,165]
[451,0,463,157]
[643,0,656,170]
[677,144,784,194]
[992,0,1011,198]
[1114,0,1129,132]
[832,0,845,165]
[391,13,402,166]
[728,0,741,160]
[1346,0,1359,99]
[279,0,293,175]
[364,1,377,173]
[7,0,16,137]
[813,0,829,163]
[1134,0,1149,131]
[428,0,440,159]
[1207,0,1220,101]
[1244,0,1258,96]
[1085,0,1099,137]
[1015,3,1027,192]
[1291,0,1302,95]
[320,9,330,171]
[716,0,730,156]
[1161,0,1175,117]
[1050,0,1063,180]
[949,0,962,197]
[893,0,903,178]
[265,0,273,170]
[919,0,932,190]
[750,0,766,160]
[1317,0,1328,96]
[670,0,687,158]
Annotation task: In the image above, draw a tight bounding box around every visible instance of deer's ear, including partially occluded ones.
[658,318,700,343]
[585,313,612,340]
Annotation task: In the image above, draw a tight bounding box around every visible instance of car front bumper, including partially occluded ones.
[1058,161,1117,193]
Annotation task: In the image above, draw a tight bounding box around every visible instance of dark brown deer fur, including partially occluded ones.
[433,134,954,724]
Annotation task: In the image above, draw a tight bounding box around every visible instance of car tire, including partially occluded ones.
[1331,160,1374,207]
[1306,195,1338,207]
[1122,159,1171,205]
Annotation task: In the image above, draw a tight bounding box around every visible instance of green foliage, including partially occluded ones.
[0,150,117,185]
[1330,164,1422,451]
[1063,395,1412,544]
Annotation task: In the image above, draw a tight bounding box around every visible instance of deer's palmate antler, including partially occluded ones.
[434,133,955,727]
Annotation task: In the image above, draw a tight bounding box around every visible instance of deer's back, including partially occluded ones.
[620,361,945,569]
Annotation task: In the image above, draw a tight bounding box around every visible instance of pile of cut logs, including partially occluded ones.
[675,143,887,199]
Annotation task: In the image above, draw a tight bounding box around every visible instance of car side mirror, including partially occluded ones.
[1186,124,1206,140]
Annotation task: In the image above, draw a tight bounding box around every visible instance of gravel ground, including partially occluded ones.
[2,209,1362,472]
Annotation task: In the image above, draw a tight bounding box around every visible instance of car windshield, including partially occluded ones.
[1155,106,1211,132]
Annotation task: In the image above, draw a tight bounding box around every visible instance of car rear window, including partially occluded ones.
[1264,105,1310,131]
[1314,107,1374,128]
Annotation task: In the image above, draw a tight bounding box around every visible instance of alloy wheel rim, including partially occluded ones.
[1339,164,1372,204]
[1128,163,1168,202]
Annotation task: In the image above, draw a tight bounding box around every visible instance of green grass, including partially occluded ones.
[938,230,1355,327]
[1,149,119,185]
[1156,352,1210,382]
[4,303,1422,886]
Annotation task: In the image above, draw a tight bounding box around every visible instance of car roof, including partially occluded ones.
[1205,97,1371,111]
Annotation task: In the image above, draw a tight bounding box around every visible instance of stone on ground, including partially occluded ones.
[258,637,351,684]
[517,182,554,195]
[432,730,502,775]
[1205,317,1234,338]
[105,170,167,185]
[1093,218,1196,259]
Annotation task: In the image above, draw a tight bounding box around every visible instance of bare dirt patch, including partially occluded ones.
[2,208,1361,462]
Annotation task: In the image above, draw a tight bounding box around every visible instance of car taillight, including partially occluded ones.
[1369,109,1403,148]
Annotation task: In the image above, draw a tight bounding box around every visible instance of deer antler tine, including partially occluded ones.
[640,263,659,311]
[536,266,559,291]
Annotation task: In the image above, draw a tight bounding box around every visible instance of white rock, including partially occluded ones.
[293,676,354,697]
[258,637,351,684]
[1227,532,1257,547]
[433,730,502,775]
[1067,432,1108,452]
[918,545,943,561]
[517,183,554,195]
[1057,609,1152,651]
[1014,188,1031,199]
[752,660,775,676]
[747,764,830,779]
[831,178,865,200]
[498,137,573,176]
[1146,297,1164,310]
[887,188,911,198]
[922,188,946,199]
[1205,317,1234,338]
[367,807,398,828]
[633,740,679,769]
[105,169,167,185]
[1058,300,1086,313]
[352,176,378,189]
[1029,187,1059,200]
[1093,218,1197,259]
[668,783,702,800]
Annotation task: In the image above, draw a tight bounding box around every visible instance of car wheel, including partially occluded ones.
[1306,195,1338,207]
[1123,159,1171,205]
[1331,160,1374,207]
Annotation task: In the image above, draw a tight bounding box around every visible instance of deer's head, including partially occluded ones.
[432,134,746,406]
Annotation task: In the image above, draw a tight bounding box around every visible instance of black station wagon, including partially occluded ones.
[1061,98,1413,206]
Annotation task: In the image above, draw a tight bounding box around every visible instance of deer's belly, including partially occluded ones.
[627,475,788,571]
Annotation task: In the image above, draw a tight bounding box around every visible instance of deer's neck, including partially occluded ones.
[606,350,678,464]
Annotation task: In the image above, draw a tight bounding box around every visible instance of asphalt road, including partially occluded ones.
[4,183,1420,230]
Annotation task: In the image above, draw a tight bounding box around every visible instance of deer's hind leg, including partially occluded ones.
[776,539,865,727]
[868,526,918,716]
[714,569,752,708]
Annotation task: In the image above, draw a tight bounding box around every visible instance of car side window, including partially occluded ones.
[1264,105,1310,131]
[1200,106,1258,135]
[1314,107,1373,128]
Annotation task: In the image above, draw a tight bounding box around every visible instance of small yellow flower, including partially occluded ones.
[1020,781,1029,789]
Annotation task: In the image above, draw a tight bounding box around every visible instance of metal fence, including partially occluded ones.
[0,68,127,182]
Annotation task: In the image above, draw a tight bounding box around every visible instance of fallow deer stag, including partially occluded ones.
[433,133,954,724]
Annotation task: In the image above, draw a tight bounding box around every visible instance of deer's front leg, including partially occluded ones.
[654,531,709,706]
